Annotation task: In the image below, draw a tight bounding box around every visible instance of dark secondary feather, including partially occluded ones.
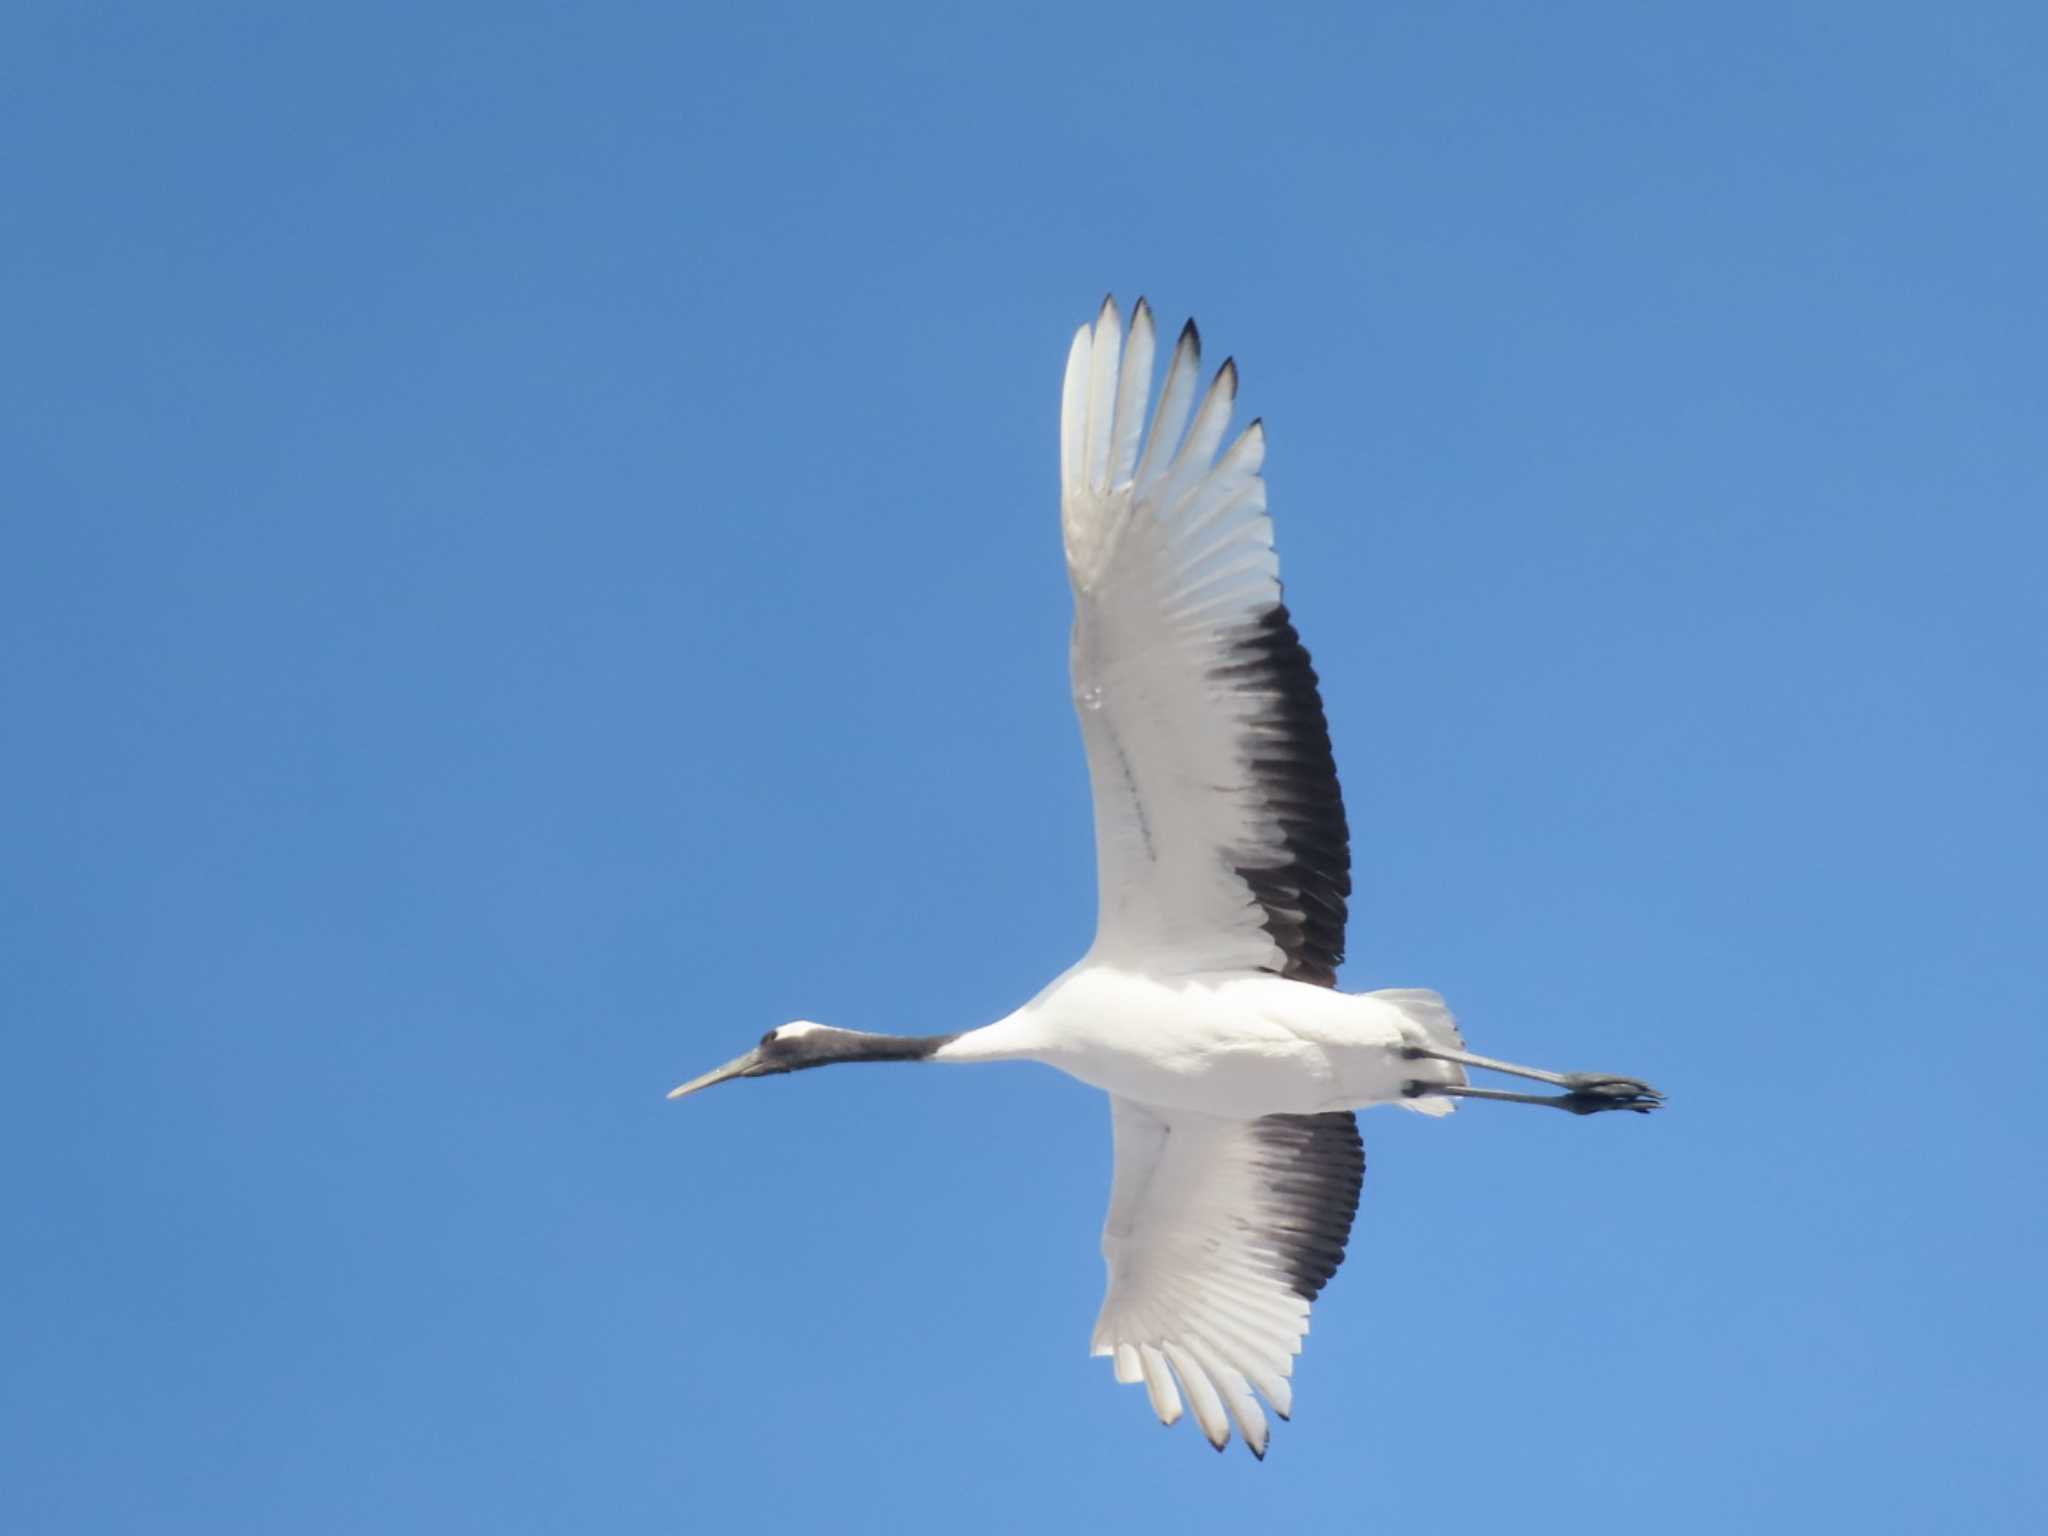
[1210,603,1352,988]
[1249,1110,1366,1301]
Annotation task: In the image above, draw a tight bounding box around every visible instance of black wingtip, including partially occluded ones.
[1178,317,1201,355]
[1217,356,1238,394]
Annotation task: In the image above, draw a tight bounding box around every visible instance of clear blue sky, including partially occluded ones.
[6,3,2044,1531]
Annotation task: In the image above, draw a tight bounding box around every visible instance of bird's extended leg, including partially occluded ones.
[1400,1044,1663,1115]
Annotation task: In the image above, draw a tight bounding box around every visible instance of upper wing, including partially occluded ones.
[1091,1096,1365,1457]
[1060,297,1351,985]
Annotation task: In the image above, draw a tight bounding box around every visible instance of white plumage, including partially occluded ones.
[669,297,1662,1458]
[1065,305,1313,983]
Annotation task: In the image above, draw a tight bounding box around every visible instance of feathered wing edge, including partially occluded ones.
[1092,1100,1366,1458]
[1060,295,1353,985]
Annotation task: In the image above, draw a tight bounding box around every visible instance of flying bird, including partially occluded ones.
[671,297,1662,1457]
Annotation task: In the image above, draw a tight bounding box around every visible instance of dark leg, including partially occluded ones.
[1402,1044,1663,1115]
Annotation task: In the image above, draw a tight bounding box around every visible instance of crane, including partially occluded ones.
[669,297,1662,1457]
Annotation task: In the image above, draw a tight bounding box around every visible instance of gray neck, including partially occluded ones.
[796,1029,961,1068]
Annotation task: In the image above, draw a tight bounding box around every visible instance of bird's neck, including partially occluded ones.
[798,1014,1042,1069]
[809,1028,961,1064]
[928,1011,1043,1064]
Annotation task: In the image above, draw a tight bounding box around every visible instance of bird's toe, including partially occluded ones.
[1557,1075,1665,1115]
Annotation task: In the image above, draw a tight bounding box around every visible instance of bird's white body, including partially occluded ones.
[939,968,1465,1120]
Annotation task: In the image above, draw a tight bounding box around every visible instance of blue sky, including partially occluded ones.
[6,3,2044,1530]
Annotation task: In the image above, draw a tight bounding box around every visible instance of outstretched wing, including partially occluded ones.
[1091,1096,1365,1457]
[1060,297,1351,985]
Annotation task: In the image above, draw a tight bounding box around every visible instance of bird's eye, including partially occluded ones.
[759,1029,779,1047]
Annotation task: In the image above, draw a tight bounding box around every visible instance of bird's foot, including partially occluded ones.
[1555,1074,1664,1115]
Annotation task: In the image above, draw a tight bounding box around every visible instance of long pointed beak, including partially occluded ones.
[666,1049,762,1100]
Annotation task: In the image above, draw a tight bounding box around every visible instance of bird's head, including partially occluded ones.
[666,1021,835,1100]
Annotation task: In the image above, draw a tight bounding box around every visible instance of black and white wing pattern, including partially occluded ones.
[1061,297,1351,985]
[1091,1098,1365,1457]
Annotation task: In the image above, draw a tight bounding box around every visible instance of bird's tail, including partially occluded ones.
[1368,988,1465,1116]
